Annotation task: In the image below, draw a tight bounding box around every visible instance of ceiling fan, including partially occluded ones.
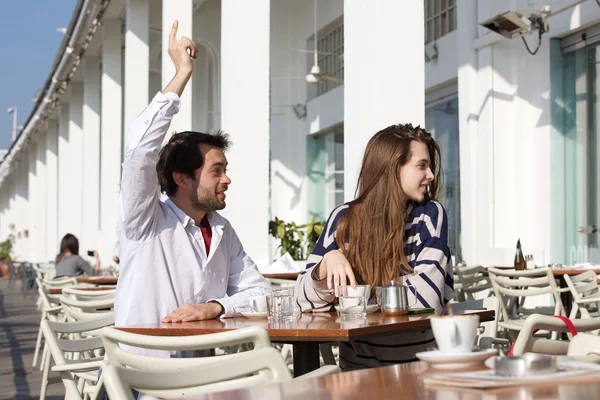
[271,0,343,84]
[305,0,342,84]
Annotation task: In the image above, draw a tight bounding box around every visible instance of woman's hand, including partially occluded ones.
[316,249,357,296]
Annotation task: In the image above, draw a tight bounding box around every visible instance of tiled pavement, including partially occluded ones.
[0,278,64,399]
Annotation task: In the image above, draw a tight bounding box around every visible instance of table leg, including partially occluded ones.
[293,342,320,377]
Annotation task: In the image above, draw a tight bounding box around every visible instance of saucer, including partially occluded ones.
[334,304,380,313]
[416,348,497,369]
[240,311,268,318]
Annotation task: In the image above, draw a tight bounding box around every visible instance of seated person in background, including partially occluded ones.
[295,123,454,371]
[114,20,271,357]
[54,233,100,278]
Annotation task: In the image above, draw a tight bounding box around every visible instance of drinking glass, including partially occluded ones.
[267,288,294,321]
[338,285,371,320]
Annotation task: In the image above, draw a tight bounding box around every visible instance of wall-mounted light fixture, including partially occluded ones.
[424,42,438,63]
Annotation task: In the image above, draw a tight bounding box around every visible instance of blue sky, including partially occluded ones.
[0,0,77,150]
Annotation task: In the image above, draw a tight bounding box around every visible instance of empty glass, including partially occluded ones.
[338,285,371,320]
[267,288,294,321]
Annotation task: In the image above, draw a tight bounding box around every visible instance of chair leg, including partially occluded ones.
[33,312,46,367]
[40,347,52,400]
[40,344,49,371]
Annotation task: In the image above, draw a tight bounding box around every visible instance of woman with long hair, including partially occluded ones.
[295,123,454,371]
[54,233,101,278]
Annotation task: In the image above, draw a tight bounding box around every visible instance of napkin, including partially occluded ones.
[423,361,600,390]
[259,252,303,274]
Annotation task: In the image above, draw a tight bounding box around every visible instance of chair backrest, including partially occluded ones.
[41,276,78,288]
[101,325,273,371]
[59,295,114,322]
[564,271,599,300]
[454,266,492,301]
[567,333,600,356]
[102,346,292,399]
[488,267,565,322]
[61,287,116,301]
[40,315,115,399]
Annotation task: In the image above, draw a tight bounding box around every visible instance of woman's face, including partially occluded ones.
[400,141,435,203]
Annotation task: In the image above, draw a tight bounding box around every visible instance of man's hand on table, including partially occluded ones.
[162,302,224,323]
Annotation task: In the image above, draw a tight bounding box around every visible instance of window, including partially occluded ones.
[424,0,456,44]
[425,95,461,262]
[307,18,344,99]
[307,126,344,220]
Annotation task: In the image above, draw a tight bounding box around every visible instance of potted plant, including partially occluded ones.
[268,217,325,268]
[0,235,14,278]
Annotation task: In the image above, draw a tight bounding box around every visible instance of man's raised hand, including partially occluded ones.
[167,20,198,75]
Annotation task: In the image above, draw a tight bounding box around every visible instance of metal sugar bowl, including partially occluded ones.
[376,279,417,316]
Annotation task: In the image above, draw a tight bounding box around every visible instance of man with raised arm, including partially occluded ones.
[114,21,271,354]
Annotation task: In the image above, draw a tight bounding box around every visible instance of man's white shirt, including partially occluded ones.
[115,91,272,356]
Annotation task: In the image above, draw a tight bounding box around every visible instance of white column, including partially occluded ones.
[69,83,84,240]
[8,174,17,245]
[16,156,29,260]
[58,102,72,240]
[343,1,424,200]
[83,56,102,252]
[457,1,479,265]
[46,119,59,261]
[35,131,47,262]
[34,132,46,261]
[124,0,149,135]
[220,0,270,268]
[100,19,123,262]
[27,144,37,262]
[162,0,193,133]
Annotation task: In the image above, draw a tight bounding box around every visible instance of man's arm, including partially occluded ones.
[118,21,198,241]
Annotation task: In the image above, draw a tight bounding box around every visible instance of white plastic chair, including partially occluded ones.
[103,347,294,399]
[488,267,566,340]
[454,265,492,301]
[567,333,600,356]
[564,271,600,320]
[33,283,65,369]
[40,314,115,400]
[511,314,600,356]
[100,326,339,392]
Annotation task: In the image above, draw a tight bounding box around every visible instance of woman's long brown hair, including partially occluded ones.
[335,124,442,288]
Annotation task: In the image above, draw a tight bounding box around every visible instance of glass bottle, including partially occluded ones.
[514,239,526,271]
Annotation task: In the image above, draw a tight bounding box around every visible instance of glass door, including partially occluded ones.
[563,44,600,263]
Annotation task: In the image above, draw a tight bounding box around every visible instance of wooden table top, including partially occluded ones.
[179,361,600,400]
[117,309,494,342]
[262,272,300,279]
[48,286,115,295]
[75,276,118,285]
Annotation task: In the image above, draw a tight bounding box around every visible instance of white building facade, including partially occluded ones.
[1,0,599,268]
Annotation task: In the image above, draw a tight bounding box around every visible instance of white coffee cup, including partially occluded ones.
[249,295,267,312]
[430,314,480,354]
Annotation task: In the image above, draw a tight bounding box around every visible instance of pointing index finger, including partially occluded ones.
[169,20,179,45]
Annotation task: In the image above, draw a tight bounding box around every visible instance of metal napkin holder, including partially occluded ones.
[495,354,557,377]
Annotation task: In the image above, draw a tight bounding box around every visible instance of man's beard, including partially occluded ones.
[189,182,226,212]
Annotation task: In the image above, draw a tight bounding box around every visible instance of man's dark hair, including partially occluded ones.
[156,130,231,196]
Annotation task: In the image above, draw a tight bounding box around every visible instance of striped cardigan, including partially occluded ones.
[294,200,454,370]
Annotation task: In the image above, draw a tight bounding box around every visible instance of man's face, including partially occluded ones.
[188,144,231,212]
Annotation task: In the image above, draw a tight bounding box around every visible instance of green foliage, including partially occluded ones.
[268,217,325,261]
[0,235,15,261]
